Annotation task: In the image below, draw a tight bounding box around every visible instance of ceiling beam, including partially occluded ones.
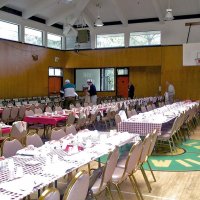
[23,0,54,19]
[185,22,200,26]
[151,0,164,23]
[47,0,90,26]
[198,0,200,12]
[82,9,95,31]
[0,0,10,8]
[109,0,128,26]
[46,5,74,26]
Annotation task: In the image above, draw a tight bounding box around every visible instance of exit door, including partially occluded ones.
[48,77,62,96]
[116,76,129,98]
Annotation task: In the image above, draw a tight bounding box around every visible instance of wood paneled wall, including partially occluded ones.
[65,47,162,68]
[161,46,200,100]
[0,40,68,98]
[129,66,161,98]
[1,40,199,100]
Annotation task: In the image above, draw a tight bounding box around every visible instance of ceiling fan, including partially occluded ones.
[164,0,174,21]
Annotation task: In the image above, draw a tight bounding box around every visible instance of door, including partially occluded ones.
[116,76,129,98]
[48,77,62,96]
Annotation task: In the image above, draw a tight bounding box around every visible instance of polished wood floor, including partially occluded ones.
[95,125,200,200]
[2,126,200,200]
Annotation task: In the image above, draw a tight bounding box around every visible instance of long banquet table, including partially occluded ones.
[0,130,140,200]
[118,101,198,136]
[23,113,68,126]
[0,125,12,141]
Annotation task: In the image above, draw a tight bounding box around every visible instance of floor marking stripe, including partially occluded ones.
[111,189,176,199]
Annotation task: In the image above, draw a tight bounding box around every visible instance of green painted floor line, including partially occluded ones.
[144,139,200,171]
[99,140,200,172]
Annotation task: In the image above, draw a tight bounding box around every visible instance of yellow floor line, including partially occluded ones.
[111,189,176,200]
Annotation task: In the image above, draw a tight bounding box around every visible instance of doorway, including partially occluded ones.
[48,77,62,96]
[48,67,63,96]
[116,76,129,98]
[116,68,129,98]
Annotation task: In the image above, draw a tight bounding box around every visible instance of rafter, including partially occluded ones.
[82,9,95,31]
[151,0,164,23]
[185,22,200,26]
[109,0,128,26]
[0,0,10,8]
[23,0,54,19]
[197,0,200,12]
[47,0,90,26]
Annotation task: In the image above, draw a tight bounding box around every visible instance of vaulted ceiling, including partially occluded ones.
[1,0,200,32]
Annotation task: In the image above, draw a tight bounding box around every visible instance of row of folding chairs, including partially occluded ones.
[156,104,200,154]
[1,129,158,200]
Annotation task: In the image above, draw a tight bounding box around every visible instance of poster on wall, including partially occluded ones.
[183,43,200,66]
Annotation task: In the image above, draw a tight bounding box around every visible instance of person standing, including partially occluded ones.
[83,86,90,105]
[62,79,77,109]
[128,82,135,99]
[166,81,175,104]
[87,79,97,105]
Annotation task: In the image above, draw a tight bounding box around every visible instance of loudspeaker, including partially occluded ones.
[76,30,90,43]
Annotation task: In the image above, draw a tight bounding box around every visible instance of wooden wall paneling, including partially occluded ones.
[65,47,162,68]
[1,39,200,100]
[129,66,161,98]
[0,40,66,98]
[161,46,200,100]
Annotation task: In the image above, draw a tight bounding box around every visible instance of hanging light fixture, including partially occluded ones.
[164,0,174,21]
[94,0,104,27]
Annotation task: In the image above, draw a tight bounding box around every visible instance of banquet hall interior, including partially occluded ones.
[0,0,200,200]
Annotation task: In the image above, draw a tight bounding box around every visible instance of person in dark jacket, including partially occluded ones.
[87,79,97,105]
[128,82,135,99]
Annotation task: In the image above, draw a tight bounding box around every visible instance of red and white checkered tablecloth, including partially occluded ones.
[118,121,162,136]
[23,115,67,125]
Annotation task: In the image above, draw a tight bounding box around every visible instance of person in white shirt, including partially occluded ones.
[166,81,175,104]
[62,80,78,109]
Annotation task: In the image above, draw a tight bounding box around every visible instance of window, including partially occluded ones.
[0,20,19,41]
[129,31,161,46]
[96,33,124,48]
[24,27,43,46]
[49,67,63,76]
[75,68,115,91]
[47,33,62,49]
[76,69,101,91]
[117,68,128,75]
[101,68,115,91]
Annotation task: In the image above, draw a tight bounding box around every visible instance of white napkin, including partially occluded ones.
[0,175,48,194]
[43,162,75,175]
[0,193,10,200]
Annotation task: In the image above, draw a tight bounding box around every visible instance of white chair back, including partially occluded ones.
[26,133,43,147]
[3,139,23,158]
[118,110,127,121]
[10,121,27,141]
[51,129,66,140]
[39,188,60,200]
[63,171,89,200]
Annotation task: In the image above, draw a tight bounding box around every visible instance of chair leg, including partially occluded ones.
[171,137,177,152]
[88,163,91,175]
[140,165,152,192]
[129,176,142,200]
[93,196,98,200]
[168,140,173,154]
[131,174,144,200]
[147,160,156,182]
[106,185,114,200]
[114,183,124,200]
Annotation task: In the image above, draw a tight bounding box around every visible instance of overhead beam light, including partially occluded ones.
[94,0,104,27]
[164,0,174,21]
